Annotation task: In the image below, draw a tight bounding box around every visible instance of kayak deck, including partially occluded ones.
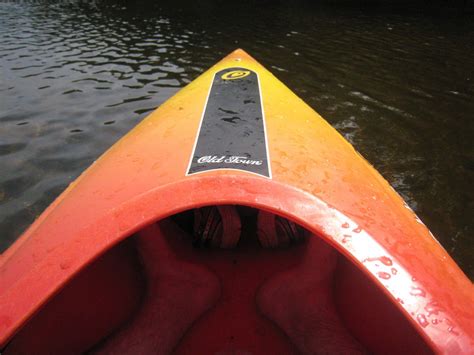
[5,206,431,354]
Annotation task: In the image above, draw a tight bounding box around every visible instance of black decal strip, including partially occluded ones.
[186,67,271,178]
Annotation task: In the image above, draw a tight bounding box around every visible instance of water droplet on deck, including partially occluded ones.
[391,268,398,275]
[448,326,460,335]
[60,261,71,270]
[342,235,351,243]
[410,287,426,297]
[416,314,429,328]
[379,256,393,266]
[448,327,459,335]
[425,301,441,316]
[377,272,391,280]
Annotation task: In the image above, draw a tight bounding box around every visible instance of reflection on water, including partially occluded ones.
[0,1,473,278]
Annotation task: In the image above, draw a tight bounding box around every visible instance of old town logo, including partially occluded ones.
[221,70,251,80]
[197,155,263,166]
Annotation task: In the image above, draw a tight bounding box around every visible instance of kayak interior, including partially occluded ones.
[3,205,432,354]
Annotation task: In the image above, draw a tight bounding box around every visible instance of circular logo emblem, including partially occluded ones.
[221,70,251,80]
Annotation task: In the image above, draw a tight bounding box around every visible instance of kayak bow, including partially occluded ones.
[0,49,473,354]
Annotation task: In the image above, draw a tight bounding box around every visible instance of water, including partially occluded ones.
[0,1,473,279]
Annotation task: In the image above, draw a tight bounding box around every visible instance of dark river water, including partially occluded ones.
[1,1,473,279]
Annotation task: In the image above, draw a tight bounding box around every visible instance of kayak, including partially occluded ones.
[0,49,473,354]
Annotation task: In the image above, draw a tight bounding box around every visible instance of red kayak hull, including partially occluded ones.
[1,50,473,353]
